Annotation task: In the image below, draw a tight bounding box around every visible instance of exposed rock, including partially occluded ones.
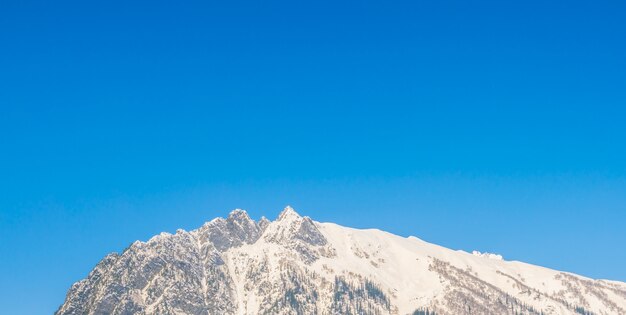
[57,207,626,315]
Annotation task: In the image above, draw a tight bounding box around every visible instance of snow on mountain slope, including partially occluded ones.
[57,206,626,315]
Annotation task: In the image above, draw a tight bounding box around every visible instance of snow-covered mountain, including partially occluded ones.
[57,206,626,315]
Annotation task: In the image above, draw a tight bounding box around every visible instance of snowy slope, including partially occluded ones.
[57,206,626,315]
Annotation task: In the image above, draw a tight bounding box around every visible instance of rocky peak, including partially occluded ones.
[264,206,327,247]
[258,216,270,232]
[195,209,262,251]
[227,208,250,219]
[277,205,301,221]
[225,208,260,243]
[226,209,255,228]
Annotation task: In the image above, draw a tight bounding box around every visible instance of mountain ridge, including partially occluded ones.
[57,206,626,315]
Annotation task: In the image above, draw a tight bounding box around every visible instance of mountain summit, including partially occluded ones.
[57,207,626,315]
[277,205,301,221]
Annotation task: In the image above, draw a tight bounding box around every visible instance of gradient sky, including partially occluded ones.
[1,0,626,314]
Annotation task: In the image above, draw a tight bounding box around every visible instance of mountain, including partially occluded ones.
[57,206,626,315]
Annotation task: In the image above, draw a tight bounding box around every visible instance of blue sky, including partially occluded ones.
[1,0,625,313]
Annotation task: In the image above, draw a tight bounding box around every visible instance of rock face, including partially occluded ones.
[57,207,626,315]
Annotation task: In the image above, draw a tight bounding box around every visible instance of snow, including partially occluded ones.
[58,206,626,315]
[472,250,504,260]
[311,220,625,314]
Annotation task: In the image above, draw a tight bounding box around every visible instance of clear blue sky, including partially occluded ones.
[1,0,625,313]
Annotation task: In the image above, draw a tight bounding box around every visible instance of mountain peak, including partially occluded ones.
[227,208,251,221]
[258,216,270,232]
[263,206,327,250]
[277,205,301,221]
